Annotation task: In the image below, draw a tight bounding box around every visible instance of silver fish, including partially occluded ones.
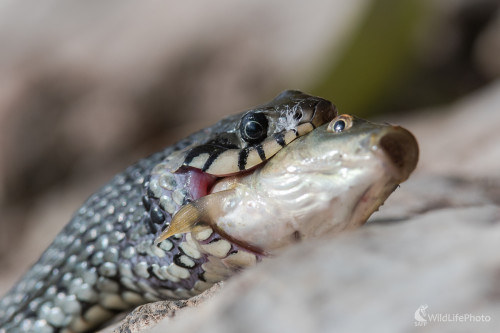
[157,114,419,255]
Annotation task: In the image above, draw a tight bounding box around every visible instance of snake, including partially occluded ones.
[0,90,339,332]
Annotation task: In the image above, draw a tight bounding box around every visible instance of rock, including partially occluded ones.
[401,80,500,178]
[146,205,500,333]
[373,173,500,221]
[98,284,221,333]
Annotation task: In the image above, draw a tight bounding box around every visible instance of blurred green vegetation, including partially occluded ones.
[313,0,427,117]
[312,0,497,117]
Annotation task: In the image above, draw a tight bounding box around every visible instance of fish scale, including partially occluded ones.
[1,90,336,332]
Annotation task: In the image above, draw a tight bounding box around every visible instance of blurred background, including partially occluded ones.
[0,0,499,294]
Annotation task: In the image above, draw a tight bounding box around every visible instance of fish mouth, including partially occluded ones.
[376,126,419,182]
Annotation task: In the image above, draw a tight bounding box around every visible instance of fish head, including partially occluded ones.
[156,114,419,255]
[209,114,419,252]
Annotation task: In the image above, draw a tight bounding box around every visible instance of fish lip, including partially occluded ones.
[373,126,419,183]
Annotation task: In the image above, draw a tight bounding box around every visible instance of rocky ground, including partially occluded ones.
[98,81,500,333]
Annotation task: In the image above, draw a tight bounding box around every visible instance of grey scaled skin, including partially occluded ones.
[0,91,336,333]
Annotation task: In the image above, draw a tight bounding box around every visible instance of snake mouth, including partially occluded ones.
[377,126,419,182]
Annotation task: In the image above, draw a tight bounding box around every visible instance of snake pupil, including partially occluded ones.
[240,112,268,143]
[245,121,263,139]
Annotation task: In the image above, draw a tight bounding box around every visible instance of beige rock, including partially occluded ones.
[145,205,500,333]
[99,284,221,333]
[394,80,500,178]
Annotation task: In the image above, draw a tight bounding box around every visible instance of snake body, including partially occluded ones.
[0,91,336,332]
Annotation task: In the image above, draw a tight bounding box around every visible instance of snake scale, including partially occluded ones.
[0,90,338,332]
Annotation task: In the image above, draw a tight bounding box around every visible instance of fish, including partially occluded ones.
[0,92,418,333]
[157,114,419,253]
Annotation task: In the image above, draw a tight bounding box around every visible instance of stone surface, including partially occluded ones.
[98,284,221,333]
[399,80,500,178]
[147,206,500,333]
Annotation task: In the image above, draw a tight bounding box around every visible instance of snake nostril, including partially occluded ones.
[314,100,337,125]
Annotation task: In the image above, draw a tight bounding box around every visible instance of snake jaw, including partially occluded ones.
[200,125,315,176]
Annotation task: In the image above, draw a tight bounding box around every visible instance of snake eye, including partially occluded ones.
[240,112,268,143]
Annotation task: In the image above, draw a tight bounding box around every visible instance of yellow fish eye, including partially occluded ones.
[327,114,353,133]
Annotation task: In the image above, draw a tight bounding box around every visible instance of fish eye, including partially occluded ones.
[333,120,345,132]
[327,114,353,133]
[240,112,269,143]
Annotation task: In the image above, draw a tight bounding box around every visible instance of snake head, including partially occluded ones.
[169,90,337,176]
[155,114,419,253]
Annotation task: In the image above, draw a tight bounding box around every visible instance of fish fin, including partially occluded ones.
[154,189,236,245]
